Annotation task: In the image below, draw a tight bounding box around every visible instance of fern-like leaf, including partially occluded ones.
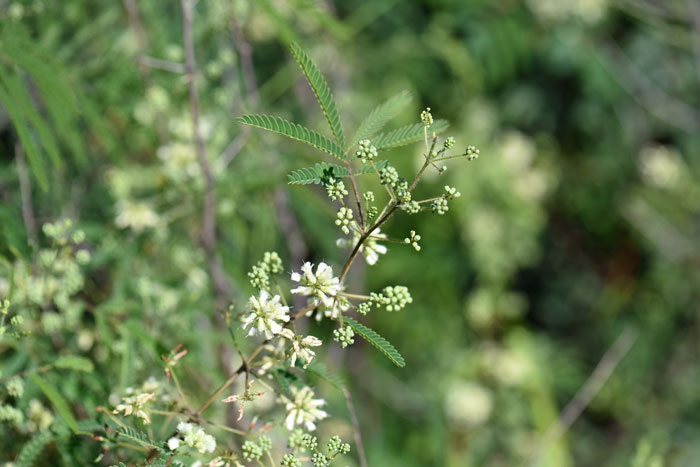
[0,69,62,168]
[287,160,389,185]
[350,90,412,148]
[344,317,406,368]
[304,360,345,390]
[373,120,449,150]
[117,426,162,450]
[16,431,53,467]
[237,114,345,160]
[290,42,345,150]
[0,78,48,191]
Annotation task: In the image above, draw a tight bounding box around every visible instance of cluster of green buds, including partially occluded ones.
[466,145,480,160]
[248,251,284,289]
[295,433,351,466]
[421,107,434,126]
[325,177,348,201]
[241,435,272,461]
[363,191,377,219]
[355,139,377,163]
[357,302,372,315]
[335,207,354,234]
[432,197,449,215]
[404,230,421,251]
[371,286,413,312]
[333,325,355,348]
[378,165,400,188]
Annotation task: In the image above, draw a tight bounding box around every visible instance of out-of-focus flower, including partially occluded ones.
[115,201,160,232]
[177,422,216,453]
[445,381,493,427]
[282,386,328,431]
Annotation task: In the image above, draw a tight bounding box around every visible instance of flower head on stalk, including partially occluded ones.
[290,262,341,307]
[282,386,328,431]
[241,290,290,339]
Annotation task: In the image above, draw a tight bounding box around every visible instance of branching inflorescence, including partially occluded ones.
[102,42,480,466]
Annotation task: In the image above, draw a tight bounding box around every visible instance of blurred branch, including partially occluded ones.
[687,0,700,105]
[343,387,368,467]
[621,197,698,264]
[227,11,309,279]
[136,56,186,74]
[530,326,638,465]
[15,143,37,250]
[180,0,233,308]
[599,40,700,132]
[123,0,169,144]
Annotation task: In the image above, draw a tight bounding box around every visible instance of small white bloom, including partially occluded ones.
[167,437,180,451]
[290,262,341,307]
[280,330,322,368]
[241,290,290,339]
[337,229,387,266]
[112,392,155,424]
[177,422,216,453]
[282,386,328,431]
[115,201,160,232]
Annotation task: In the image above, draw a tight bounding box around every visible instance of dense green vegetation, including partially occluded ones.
[1,0,699,465]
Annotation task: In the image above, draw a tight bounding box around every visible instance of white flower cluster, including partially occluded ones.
[291,262,341,307]
[241,290,290,339]
[283,386,328,431]
[168,422,216,453]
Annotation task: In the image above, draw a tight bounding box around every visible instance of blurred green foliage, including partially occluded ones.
[1,0,699,465]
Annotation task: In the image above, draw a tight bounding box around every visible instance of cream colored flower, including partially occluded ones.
[241,290,290,339]
[290,262,341,307]
[282,386,328,431]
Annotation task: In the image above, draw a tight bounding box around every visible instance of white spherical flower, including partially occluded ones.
[167,437,180,451]
[445,381,493,427]
[283,386,328,431]
[336,229,387,266]
[177,422,216,454]
[290,262,341,307]
[115,201,160,232]
[241,290,290,339]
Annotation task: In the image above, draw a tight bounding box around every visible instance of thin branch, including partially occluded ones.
[600,40,700,132]
[180,0,233,309]
[529,326,638,464]
[136,56,186,74]
[123,0,169,144]
[687,0,700,107]
[343,387,368,467]
[15,143,38,250]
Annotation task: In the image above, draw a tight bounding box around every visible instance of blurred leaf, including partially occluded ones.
[27,373,79,433]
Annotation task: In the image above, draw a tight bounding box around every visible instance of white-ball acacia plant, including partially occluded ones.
[104,43,480,466]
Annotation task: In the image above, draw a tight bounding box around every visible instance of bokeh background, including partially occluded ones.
[1,0,699,465]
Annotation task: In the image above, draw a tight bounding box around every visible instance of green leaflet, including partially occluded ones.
[0,68,62,168]
[287,160,389,185]
[290,42,345,150]
[373,119,449,149]
[344,317,406,368]
[116,426,162,451]
[27,373,79,433]
[350,90,412,149]
[53,355,94,373]
[16,431,53,467]
[304,360,345,391]
[237,114,345,160]
[0,76,48,191]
